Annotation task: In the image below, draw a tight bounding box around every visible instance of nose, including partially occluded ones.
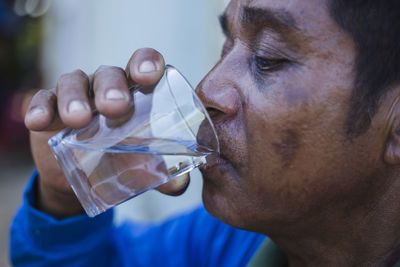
[195,63,241,119]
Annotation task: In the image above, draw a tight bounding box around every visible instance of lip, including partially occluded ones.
[200,153,230,173]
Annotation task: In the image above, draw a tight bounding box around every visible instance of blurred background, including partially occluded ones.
[0,0,227,265]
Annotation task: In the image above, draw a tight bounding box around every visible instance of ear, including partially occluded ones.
[384,88,400,165]
[384,125,400,165]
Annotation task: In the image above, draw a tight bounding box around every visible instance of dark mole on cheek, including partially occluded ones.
[272,129,300,167]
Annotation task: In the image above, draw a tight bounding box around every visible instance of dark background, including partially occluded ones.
[0,0,44,265]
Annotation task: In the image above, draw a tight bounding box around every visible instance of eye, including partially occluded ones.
[253,55,288,72]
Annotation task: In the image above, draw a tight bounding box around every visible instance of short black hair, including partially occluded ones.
[328,0,400,137]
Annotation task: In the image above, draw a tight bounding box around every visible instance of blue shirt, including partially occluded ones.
[10,170,266,266]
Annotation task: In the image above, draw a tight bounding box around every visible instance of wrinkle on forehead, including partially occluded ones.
[224,0,351,57]
[230,0,332,35]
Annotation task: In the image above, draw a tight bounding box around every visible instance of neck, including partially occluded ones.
[267,173,400,267]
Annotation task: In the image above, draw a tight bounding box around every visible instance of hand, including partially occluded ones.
[25,48,190,218]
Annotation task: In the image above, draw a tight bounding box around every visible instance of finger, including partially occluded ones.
[25,89,57,131]
[126,48,165,86]
[156,173,190,196]
[56,69,92,129]
[93,65,131,118]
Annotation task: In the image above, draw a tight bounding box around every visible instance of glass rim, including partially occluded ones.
[164,64,220,154]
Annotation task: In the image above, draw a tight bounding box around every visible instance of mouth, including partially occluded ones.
[200,153,230,173]
[196,122,234,174]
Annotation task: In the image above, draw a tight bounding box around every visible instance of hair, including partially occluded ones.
[328,0,400,137]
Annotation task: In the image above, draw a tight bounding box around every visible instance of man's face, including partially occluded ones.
[196,0,388,234]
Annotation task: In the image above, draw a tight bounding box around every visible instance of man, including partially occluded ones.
[10,0,400,266]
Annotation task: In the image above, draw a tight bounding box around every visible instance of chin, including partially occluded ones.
[201,175,252,230]
[199,157,262,230]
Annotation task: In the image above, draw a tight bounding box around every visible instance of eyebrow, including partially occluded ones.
[219,6,298,38]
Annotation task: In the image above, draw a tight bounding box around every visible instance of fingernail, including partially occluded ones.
[138,60,157,73]
[26,107,46,121]
[67,100,88,114]
[105,89,129,101]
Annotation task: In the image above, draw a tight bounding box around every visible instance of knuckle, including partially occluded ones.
[36,88,48,96]
[57,69,89,93]
[138,47,157,54]
[139,47,162,58]
[71,69,88,79]
[95,65,124,75]
[35,88,54,101]
[95,65,111,73]
[58,72,70,83]
[58,69,88,84]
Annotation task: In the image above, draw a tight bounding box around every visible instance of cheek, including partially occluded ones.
[241,80,347,197]
[244,83,312,170]
[243,61,353,175]
[216,117,249,170]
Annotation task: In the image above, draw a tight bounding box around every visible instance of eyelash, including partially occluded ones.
[220,39,289,74]
[253,55,288,73]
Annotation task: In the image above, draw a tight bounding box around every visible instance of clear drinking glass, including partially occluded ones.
[48,65,219,217]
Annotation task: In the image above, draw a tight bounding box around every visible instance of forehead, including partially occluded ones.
[225,0,337,37]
